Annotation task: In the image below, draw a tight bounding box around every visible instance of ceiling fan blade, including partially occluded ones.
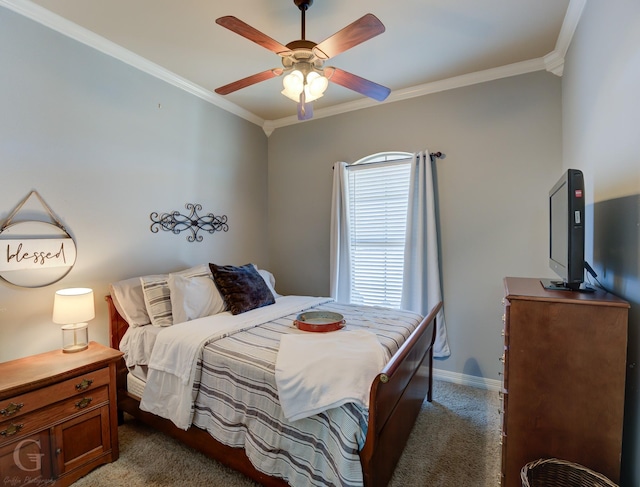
[325,67,390,102]
[313,14,385,60]
[215,68,283,95]
[216,16,291,56]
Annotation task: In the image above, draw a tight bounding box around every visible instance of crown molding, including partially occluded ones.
[266,57,547,133]
[554,0,587,59]
[0,0,264,127]
[544,51,565,77]
[542,0,587,77]
[2,0,586,137]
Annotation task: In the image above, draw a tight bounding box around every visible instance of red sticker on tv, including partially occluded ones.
[575,190,583,198]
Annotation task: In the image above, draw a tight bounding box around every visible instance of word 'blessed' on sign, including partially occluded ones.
[1,238,76,271]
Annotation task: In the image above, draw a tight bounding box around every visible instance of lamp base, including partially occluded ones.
[61,323,89,353]
[63,343,89,353]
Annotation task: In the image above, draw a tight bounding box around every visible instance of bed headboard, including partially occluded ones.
[105,295,129,350]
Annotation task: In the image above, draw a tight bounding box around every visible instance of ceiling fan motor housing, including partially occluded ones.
[282,40,324,71]
[294,0,313,11]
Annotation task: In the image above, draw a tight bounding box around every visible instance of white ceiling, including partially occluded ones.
[3,0,584,129]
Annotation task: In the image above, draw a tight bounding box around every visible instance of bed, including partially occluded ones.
[106,263,442,487]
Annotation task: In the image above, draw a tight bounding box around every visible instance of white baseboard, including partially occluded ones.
[433,368,502,392]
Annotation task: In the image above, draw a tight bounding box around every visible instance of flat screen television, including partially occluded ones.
[541,169,586,291]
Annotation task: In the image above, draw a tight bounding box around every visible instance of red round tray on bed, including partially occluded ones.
[294,311,346,332]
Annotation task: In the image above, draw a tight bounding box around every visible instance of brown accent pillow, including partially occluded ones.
[209,263,275,315]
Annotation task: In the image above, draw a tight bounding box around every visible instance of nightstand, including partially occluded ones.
[0,342,123,486]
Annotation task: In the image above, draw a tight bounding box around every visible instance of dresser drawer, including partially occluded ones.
[0,367,110,421]
[0,386,109,447]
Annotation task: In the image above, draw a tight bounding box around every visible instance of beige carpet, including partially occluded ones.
[72,380,501,486]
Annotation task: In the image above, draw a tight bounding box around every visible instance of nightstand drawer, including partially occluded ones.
[0,386,109,447]
[0,367,110,421]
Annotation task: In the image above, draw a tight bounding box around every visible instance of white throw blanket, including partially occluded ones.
[275,329,389,422]
[140,295,330,429]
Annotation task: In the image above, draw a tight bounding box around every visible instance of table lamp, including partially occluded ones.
[52,288,95,353]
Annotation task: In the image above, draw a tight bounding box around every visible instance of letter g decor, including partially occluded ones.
[150,203,228,242]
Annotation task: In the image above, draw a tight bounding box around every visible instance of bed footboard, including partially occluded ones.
[360,301,442,487]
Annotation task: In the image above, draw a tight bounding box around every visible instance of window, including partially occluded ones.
[347,152,412,308]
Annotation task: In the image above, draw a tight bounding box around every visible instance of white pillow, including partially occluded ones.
[110,277,151,327]
[256,268,281,298]
[169,274,225,324]
[140,264,211,327]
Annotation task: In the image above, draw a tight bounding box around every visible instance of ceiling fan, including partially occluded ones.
[214,0,391,120]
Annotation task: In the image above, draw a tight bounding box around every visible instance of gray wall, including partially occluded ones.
[562,1,640,484]
[0,7,269,361]
[268,71,563,384]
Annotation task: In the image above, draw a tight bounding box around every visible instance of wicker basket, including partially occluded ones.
[521,458,619,487]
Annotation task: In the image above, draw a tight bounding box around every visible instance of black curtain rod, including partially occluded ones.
[342,151,446,169]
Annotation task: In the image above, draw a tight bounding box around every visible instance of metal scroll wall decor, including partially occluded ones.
[150,203,228,242]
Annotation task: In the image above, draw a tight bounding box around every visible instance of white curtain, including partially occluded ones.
[330,154,450,358]
[329,161,351,303]
[401,151,450,357]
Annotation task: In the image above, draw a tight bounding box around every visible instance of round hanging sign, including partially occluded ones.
[0,221,77,288]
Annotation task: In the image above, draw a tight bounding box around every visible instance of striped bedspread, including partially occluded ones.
[189,300,423,487]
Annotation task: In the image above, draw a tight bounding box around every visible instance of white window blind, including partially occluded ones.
[347,158,411,308]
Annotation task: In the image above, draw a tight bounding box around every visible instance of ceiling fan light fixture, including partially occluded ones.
[282,70,304,100]
[307,71,328,98]
[281,68,328,103]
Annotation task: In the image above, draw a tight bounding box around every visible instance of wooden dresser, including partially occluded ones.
[500,277,629,486]
[0,342,122,486]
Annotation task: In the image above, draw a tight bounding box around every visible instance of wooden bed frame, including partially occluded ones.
[107,295,441,487]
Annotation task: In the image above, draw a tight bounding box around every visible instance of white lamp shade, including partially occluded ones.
[306,71,328,99]
[282,70,304,101]
[282,69,328,103]
[53,288,95,324]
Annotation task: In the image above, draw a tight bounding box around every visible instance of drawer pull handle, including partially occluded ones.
[75,397,93,409]
[75,378,94,391]
[1,423,24,437]
[0,402,24,417]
